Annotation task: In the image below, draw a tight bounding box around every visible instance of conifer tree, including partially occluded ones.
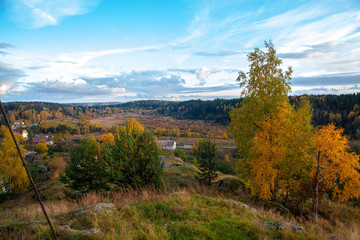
[60,136,108,193]
[104,119,163,189]
[196,138,218,185]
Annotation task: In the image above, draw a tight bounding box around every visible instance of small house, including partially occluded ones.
[25,152,41,162]
[32,137,53,146]
[13,129,28,139]
[158,140,176,151]
[13,120,24,126]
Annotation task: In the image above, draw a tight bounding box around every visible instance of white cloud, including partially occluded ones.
[32,8,58,26]
[195,67,212,85]
[0,83,12,95]
[8,0,102,28]
[170,7,209,46]
[57,44,165,66]
[3,1,360,101]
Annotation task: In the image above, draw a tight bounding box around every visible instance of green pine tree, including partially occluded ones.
[104,119,163,189]
[60,136,108,193]
[196,139,218,185]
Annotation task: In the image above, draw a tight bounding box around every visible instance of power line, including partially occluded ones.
[0,100,57,239]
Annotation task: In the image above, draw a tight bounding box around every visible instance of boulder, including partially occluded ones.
[225,199,257,213]
[329,237,344,240]
[0,220,46,235]
[61,203,115,234]
[263,201,293,217]
[261,221,305,233]
[218,177,246,195]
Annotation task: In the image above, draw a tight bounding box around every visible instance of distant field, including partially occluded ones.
[91,113,228,136]
[90,113,129,127]
[90,113,234,153]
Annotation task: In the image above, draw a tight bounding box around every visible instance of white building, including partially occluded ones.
[158,140,176,150]
[13,129,28,139]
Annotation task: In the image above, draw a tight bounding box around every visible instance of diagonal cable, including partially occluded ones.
[0,100,57,239]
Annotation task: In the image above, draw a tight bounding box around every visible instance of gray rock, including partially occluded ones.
[261,221,305,233]
[74,203,115,216]
[225,199,257,213]
[0,220,47,234]
[218,178,246,195]
[170,191,187,196]
[263,201,292,217]
[59,225,102,235]
[60,203,115,235]
[329,237,344,240]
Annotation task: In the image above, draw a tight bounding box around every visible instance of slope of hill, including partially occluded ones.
[1,157,358,239]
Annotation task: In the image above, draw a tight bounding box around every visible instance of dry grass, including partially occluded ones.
[1,180,360,239]
[90,113,228,138]
[0,185,219,225]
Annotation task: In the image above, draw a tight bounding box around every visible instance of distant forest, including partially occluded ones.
[117,94,360,139]
[3,93,360,139]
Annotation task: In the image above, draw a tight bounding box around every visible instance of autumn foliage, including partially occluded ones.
[0,128,29,193]
[99,133,115,144]
[313,124,360,202]
[229,41,360,216]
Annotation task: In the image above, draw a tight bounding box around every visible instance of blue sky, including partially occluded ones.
[1,0,360,103]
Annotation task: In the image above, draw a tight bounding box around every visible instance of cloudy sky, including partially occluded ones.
[1,0,360,103]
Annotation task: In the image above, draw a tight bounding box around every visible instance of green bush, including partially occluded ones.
[174,148,188,161]
[217,160,234,174]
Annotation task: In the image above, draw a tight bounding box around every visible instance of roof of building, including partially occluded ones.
[13,129,27,133]
[158,140,176,147]
[26,151,38,157]
[33,137,50,143]
[25,152,40,161]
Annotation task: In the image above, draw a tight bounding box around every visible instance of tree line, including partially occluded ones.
[1,102,115,125]
[114,94,360,140]
[5,93,360,140]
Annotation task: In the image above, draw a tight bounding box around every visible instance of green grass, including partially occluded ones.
[1,191,318,239]
[83,194,314,240]
[164,163,200,178]
[163,156,200,187]
[1,157,357,239]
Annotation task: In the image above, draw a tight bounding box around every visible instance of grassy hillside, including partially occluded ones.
[0,157,359,239]
[0,189,312,239]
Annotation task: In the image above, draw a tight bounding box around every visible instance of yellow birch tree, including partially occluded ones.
[0,129,29,193]
[312,124,360,218]
[229,41,294,200]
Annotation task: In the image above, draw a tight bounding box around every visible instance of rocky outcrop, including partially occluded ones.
[218,177,246,195]
[261,221,305,233]
[225,199,257,213]
[225,199,306,234]
[329,237,344,240]
[0,220,46,234]
[60,203,115,236]
[263,201,293,217]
